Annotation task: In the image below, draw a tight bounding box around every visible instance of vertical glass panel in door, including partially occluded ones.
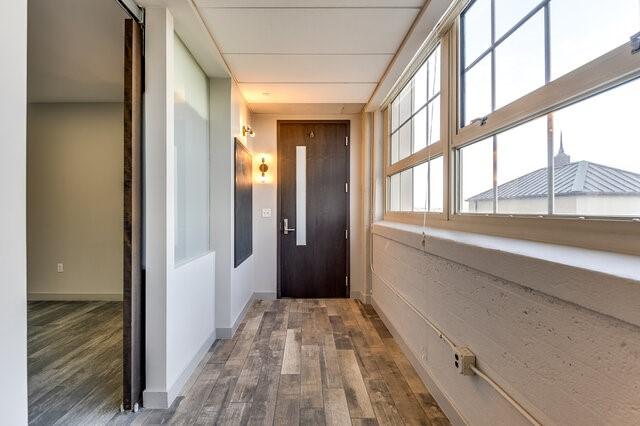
[295,146,307,246]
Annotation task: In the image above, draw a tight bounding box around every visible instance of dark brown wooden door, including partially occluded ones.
[278,121,350,298]
[122,19,143,411]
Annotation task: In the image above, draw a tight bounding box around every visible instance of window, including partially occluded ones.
[388,156,444,213]
[174,35,210,263]
[457,0,640,219]
[390,46,441,165]
[387,45,444,216]
[458,79,640,217]
[460,0,640,126]
[382,0,640,254]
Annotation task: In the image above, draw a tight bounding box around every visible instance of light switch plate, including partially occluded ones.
[262,208,272,218]
[57,263,64,273]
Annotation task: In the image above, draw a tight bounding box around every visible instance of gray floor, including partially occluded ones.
[109,299,449,425]
[28,301,122,425]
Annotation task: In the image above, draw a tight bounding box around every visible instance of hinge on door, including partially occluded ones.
[345,136,349,146]
[345,229,348,240]
[345,182,349,193]
[345,276,349,287]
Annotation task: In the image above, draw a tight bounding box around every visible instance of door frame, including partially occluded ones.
[122,18,144,411]
[276,120,351,299]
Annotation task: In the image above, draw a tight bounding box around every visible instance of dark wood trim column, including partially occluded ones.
[123,18,143,411]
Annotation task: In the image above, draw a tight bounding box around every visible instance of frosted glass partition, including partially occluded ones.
[174,35,210,264]
[296,146,307,246]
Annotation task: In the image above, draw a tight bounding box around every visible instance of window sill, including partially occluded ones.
[372,220,640,327]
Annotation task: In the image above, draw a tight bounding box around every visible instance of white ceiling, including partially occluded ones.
[28,0,129,102]
[194,0,425,108]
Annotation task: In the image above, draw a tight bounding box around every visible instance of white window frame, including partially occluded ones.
[384,42,450,223]
[381,0,640,256]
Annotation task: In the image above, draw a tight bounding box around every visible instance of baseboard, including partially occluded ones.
[350,290,371,304]
[141,389,168,410]
[372,297,467,426]
[27,292,123,301]
[254,291,277,300]
[216,291,277,338]
[142,330,217,409]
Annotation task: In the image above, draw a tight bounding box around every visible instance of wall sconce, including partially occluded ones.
[258,157,269,183]
[242,125,256,137]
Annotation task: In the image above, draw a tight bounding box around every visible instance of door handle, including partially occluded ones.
[283,218,296,235]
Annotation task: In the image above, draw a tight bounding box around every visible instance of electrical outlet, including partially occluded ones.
[454,347,476,376]
[57,263,64,273]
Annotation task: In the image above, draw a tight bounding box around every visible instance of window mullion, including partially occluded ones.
[544,1,554,216]
[490,0,497,214]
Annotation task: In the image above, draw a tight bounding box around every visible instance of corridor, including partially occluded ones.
[110,299,449,425]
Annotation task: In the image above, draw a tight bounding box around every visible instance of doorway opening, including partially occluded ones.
[26,0,143,423]
[277,121,351,299]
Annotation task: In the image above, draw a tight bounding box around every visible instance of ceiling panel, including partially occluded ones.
[239,83,377,103]
[250,103,365,115]
[198,8,420,54]
[197,0,424,7]
[226,54,392,83]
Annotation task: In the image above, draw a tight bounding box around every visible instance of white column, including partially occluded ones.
[0,0,28,423]
[143,6,174,409]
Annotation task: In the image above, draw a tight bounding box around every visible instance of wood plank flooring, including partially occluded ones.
[28,301,123,425]
[110,299,449,425]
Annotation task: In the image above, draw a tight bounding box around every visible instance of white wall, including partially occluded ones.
[211,77,254,334]
[371,223,640,425]
[27,103,124,300]
[144,8,216,409]
[0,0,28,423]
[251,113,365,299]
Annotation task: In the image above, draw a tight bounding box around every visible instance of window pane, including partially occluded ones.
[413,108,427,153]
[427,97,440,146]
[551,0,640,80]
[413,63,428,111]
[495,10,545,109]
[389,173,400,211]
[413,162,428,212]
[552,78,640,217]
[427,47,441,99]
[174,35,210,263]
[401,169,413,212]
[391,99,399,131]
[496,117,548,214]
[391,131,399,164]
[462,0,492,64]
[463,55,492,126]
[429,156,444,212]
[398,84,413,125]
[398,121,412,161]
[459,138,493,213]
[494,0,540,40]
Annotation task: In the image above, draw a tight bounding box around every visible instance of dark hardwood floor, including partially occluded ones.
[28,301,122,425]
[109,298,449,425]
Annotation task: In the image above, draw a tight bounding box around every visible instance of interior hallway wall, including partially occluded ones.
[250,113,365,300]
[27,102,124,300]
[144,8,216,408]
[0,0,28,422]
[210,77,254,336]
